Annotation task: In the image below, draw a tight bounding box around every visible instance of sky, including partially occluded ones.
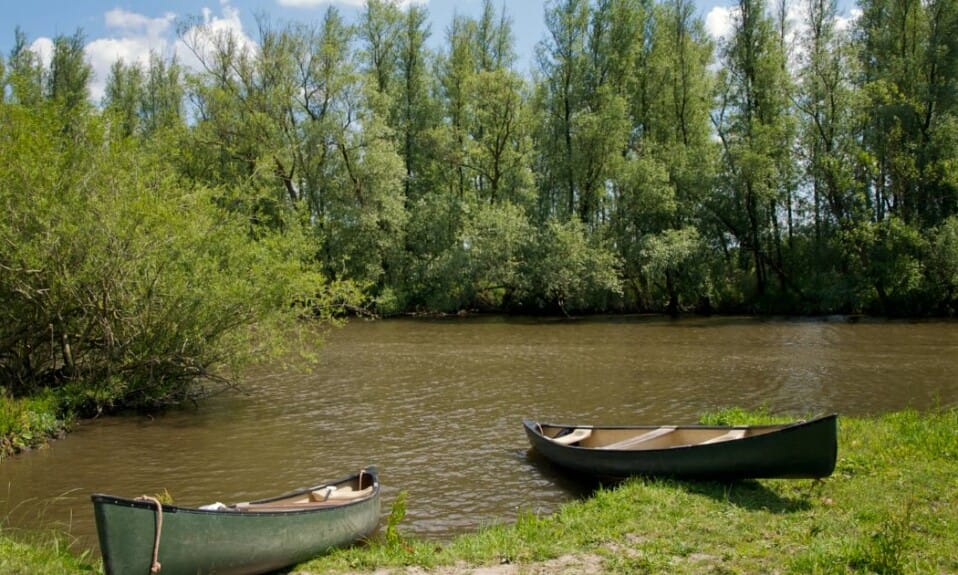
[1,0,853,102]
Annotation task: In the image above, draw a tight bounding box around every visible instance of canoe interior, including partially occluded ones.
[234,469,377,511]
[538,423,787,451]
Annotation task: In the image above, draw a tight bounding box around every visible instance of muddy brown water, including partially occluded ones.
[1,316,956,554]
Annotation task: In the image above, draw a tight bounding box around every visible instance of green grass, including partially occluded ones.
[0,530,97,574]
[0,391,70,462]
[2,408,955,574]
[297,408,958,574]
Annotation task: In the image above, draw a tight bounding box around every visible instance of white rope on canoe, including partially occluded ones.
[135,495,163,574]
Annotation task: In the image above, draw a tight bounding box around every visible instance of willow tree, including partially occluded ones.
[536,0,638,229]
[615,0,716,313]
[433,0,528,206]
[357,0,435,204]
[793,0,868,310]
[5,28,43,106]
[48,31,91,116]
[103,59,145,137]
[400,0,534,311]
[712,0,797,303]
[534,0,590,221]
[857,0,958,228]
[0,96,354,412]
[846,0,958,312]
[527,0,626,311]
[288,10,407,298]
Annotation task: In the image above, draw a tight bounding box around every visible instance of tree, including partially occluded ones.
[792,0,871,310]
[103,60,145,137]
[0,100,355,411]
[535,0,590,221]
[47,31,91,115]
[856,0,958,228]
[141,53,185,135]
[712,0,797,304]
[465,68,535,206]
[395,5,435,203]
[6,28,43,106]
[523,218,622,314]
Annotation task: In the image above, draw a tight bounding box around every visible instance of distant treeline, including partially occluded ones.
[1,0,957,408]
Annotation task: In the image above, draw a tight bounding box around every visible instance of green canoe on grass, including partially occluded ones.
[92,467,381,575]
[524,415,838,480]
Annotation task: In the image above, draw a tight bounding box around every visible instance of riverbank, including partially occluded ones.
[0,392,71,462]
[6,408,953,574]
[290,408,957,574]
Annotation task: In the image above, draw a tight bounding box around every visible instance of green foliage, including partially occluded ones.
[0,391,68,459]
[0,100,355,413]
[4,0,958,348]
[384,490,408,548]
[848,502,913,575]
[459,202,533,309]
[846,218,927,314]
[523,219,622,313]
[0,530,98,574]
[638,227,711,313]
[925,216,958,311]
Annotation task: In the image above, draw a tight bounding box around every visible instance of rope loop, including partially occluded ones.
[135,495,163,574]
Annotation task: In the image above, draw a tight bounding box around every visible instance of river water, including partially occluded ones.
[1,315,956,554]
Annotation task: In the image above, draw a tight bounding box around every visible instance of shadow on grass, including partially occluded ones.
[524,447,814,514]
[673,478,814,513]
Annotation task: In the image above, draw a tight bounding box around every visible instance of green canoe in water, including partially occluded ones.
[92,467,381,575]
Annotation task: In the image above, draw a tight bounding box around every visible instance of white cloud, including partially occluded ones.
[30,37,54,68]
[835,8,861,33]
[275,0,426,8]
[104,8,177,39]
[277,0,363,6]
[174,1,257,74]
[705,6,735,42]
[79,9,176,102]
[24,2,256,104]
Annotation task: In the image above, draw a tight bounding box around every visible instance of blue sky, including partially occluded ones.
[1,0,854,102]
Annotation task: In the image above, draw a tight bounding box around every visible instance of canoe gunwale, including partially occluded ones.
[524,414,837,454]
[90,466,380,517]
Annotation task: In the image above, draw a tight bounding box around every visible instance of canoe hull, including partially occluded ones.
[92,468,381,575]
[524,415,838,480]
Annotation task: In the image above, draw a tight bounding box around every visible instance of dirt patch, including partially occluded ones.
[293,554,605,575]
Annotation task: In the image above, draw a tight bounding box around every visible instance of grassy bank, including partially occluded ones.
[2,408,955,574]
[0,392,71,462]
[0,530,96,574]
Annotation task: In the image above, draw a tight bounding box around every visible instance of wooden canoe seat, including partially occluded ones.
[601,426,676,450]
[549,428,593,445]
[309,486,374,502]
[699,428,747,445]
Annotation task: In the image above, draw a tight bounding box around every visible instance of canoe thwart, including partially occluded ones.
[601,426,676,450]
[699,428,747,445]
